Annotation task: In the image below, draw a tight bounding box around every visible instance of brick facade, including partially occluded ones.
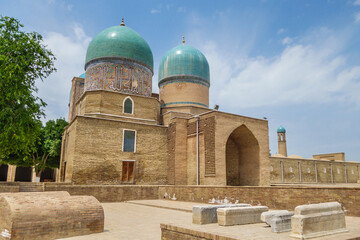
[60,85,271,186]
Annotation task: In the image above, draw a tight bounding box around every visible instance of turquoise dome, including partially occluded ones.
[158,44,210,86]
[79,73,85,78]
[277,126,286,133]
[85,25,153,71]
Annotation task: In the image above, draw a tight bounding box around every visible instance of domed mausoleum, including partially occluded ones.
[3,20,357,194]
[158,39,210,108]
[58,21,272,187]
[84,20,153,97]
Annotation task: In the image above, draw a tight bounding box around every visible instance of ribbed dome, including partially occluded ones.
[158,44,209,86]
[277,126,286,133]
[85,25,153,71]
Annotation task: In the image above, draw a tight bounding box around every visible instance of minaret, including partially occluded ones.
[277,126,287,157]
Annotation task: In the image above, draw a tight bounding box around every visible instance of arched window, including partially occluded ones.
[123,97,133,114]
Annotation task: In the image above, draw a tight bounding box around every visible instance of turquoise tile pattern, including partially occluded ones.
[85,25,153,71]
[158,44,210,86]
[79,73,85,78]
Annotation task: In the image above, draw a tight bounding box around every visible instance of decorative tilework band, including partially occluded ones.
[85,60,152,97]
[158,75,210,88]
[161,101,208,108]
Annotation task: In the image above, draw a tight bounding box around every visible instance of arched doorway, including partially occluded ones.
[15,167,32,182]
[0,165,8,181]
[226,125,260,186]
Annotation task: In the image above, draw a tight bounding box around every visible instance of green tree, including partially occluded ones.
[32,118,68,178]
[0,16,56,165]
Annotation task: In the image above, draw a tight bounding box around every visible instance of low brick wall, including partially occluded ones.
[161,224,236,240]
[0,183,19,193]
[44,184,159,202]
[4,182,360,217]
[158,186,360,217]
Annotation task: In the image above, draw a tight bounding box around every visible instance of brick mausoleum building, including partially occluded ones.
[59,20,270,186]
[58,20,360,186]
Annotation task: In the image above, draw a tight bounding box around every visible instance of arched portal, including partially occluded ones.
[226,125,260,186]
[0,165,8,181]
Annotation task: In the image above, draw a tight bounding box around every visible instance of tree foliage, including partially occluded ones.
[0,16,56,164]
[32,118,68,176]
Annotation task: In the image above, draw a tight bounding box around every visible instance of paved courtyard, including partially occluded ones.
[60,200,360,240]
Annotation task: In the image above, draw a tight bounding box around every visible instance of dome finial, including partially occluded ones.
[182,34,185,45]
[120,17,125,26]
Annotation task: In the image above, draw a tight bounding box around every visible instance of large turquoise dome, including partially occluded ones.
[85,25,153,71]
[158,44,210,86]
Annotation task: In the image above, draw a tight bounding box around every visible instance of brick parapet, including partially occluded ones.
[44,184,160,202]
[158,185,360,216]
[270,157,360,184]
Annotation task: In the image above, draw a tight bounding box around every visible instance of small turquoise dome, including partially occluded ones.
[277,126,286,133]
[158,44,210,86]
[85,25,153,71]
[79,73,85,78]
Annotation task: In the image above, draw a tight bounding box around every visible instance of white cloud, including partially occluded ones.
[37,24,91,121]
[178,7,186,13]
[355,12,360,23]
[151,9,160,14]
[354,0,360,6]
[277,28,285,35]
[151,4,163,14]
[282,37,292,45]
[47,0,73,11]
[200,30,360,109]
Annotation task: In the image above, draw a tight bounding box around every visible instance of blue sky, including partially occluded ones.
[1,0,360,162]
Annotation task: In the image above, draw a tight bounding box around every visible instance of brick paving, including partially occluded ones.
[59,200,360,240]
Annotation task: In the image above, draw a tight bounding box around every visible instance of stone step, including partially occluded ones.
[18,183,44,192]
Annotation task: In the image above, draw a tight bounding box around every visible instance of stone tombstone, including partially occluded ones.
[261,210,294,233]
[261,210,290,226]
[269,212,294,233]
[290,202,348,239]
[0,192,104,240]
[192,204,251,225]
[217,206,269,226]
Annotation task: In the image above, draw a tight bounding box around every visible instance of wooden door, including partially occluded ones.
[122,161,134,182]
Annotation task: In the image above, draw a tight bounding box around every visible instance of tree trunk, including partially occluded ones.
[35,172,41,182]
